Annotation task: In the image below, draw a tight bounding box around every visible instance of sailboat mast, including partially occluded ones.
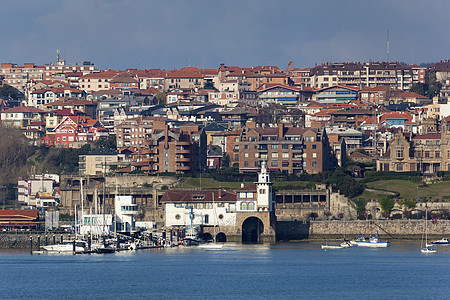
[80,177,84,237]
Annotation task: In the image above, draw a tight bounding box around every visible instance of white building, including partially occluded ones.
[115,195,138,233]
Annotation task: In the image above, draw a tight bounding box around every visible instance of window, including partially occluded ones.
[204,215,209,224]
[244,144,249,150]
[282,144,289,150]
[312,144,317,150]
[396,148,404,159]
[271,152,278,158]
[240,202,248,210]
[246,192,253,198]
[244,153,249,158]
[259,189,266,194]
[239,192,246,198]
[435,151,440,158]
[271,144,278,150]
[312,153,317,158]
[248,202,255,210]
[254,153,259,158]
[271,161,278,167]
[397,164,403,171]
[254,161,259,167]
[312,161,317,167]
[282,153,289,159]
[234,154,239,161]
[234,137,239,142]
[244,161,249,167]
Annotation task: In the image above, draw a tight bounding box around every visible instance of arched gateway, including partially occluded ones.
[242,217,264,243]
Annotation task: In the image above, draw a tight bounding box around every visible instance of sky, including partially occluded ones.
[1,0,449,70]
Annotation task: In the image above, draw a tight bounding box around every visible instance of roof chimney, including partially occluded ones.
[241,183,244,188]
[218,189,222,199]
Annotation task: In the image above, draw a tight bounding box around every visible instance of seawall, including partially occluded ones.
[0,233,71,249]
[276,220,450,241]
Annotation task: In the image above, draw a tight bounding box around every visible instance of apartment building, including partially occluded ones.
[79,70,119,93]
[308,62,425,90]
[0,63,44,92]
[237,124,334,174]
[116,117,207,174]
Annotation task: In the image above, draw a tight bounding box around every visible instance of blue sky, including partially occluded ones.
[1,0,449,70]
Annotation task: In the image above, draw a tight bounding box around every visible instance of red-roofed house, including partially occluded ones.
[389,91,431,105]
[48,116,108,148]
[79,70,119,93]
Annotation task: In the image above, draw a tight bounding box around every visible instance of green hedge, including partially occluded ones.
[361,171,422,183]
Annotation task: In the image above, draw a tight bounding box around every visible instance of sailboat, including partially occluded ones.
[199,192,223,249]
[421,208,437,254]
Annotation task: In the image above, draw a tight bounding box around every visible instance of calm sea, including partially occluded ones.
[0,241,449,300]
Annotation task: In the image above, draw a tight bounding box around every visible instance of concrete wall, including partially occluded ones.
[307,220,450,239]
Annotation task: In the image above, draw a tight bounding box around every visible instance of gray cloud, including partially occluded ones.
[0,0,449,69]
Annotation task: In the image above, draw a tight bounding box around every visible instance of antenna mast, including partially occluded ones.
[386,30,390,63]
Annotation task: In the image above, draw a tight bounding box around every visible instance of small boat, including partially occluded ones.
[421,208,437,254]
[42,240,87,253]
[351,234,390,248]
[431,238,449,245]
[198,242,224,249]
[321,244,346,249]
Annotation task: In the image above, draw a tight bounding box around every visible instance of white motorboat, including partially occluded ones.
[42,240,87,253]
[431,238,449,245]
[321,244,345,249]
[198,242,224,249]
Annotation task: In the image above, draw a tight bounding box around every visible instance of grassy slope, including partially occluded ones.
[364,179,450,201]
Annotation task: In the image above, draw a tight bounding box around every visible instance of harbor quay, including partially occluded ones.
[1,219,449,249]
[276,219,450,241]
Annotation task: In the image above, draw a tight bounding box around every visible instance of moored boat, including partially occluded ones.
[431,238,449,245]
[351,235,390,248]
[42,240,87,253]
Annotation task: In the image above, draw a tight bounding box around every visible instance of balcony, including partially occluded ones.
[176,141,190,146]
[176,165,191,171]
[176,156,190,162]
[176,148,190,154]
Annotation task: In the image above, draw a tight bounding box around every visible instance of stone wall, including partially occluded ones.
[308,220,450,239]
[0,233,71,249]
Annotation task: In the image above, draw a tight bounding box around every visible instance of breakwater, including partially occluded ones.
[276,220,450,241]
[0,233,70,249]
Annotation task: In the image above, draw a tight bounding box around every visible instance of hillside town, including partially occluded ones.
[1,55,450,244]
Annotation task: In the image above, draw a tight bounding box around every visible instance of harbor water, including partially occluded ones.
[0,241,449,299]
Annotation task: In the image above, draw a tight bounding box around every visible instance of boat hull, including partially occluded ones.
[353,241,390,248]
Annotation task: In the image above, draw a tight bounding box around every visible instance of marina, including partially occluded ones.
[0,241,449,299]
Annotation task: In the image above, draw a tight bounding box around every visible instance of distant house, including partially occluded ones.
[313,85,359,104]
[47,115,108,148]
[0,106,45,129]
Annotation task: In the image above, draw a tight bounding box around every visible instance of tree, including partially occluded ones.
[221,153,230,169]
[379,198,395,218]
[425,69,442,98]
[155,91,167,105]
[409,70,442,99]
[0,84,21,100]
[204,81,215,89]
[94,135,117,150]
[409,83,427,96]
